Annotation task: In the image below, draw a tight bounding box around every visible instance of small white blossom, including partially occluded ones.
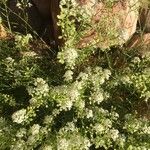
[64,70,73,81]
[83,138,91,149]
[12,109,26,124]
[76,100,85,109]
[111,111,119,120]
[69,87,80,101]
[143,91,150,102]
[92,91,104,104]
[58,48,78,69]
[11,140,26,150]
[22,51,37,57]
[43,145,53,150]
[30,124,40,135]
[121,75,131,84]
[27,135,39,145]
[44,115,53,124]
[132,57,141,64]
[16,128,26,138]
[98,108,109,116]
[117,135,126,147]
[5,57,14,63]
[86,109,93,118]
[103,69,111,80]
[99,76,105,85]
[34,78,49,95]
[74,81,83,90]
[77,72,89,81]
[61,100,73,110]
[143,67,150,75]
[15,34,32,48]
[103,119,112,128]
[109,129,119,141]
[142,126,150,134]
[28,2,32,7]
[16,2,22,9]
[29,98,37,105]
[94,123,105,133]
[35,78,46,86]
[57,138,69,150]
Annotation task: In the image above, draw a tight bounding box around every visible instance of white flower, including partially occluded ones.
[111,111,119,120]
[74,81,83,90]
[117,135,126,147]
[64,70,73,81]
[65,48,78,61]
[43,145,53,150]
[92,91,104,104]
[143,68,150,75]
[44,115,53,124]
[27,135,38,145]
[57,138,69,150]
[16,2,22,9]
[28,2,32,7]
[121,75,131,84]
[109,129,119,141]
[100,78,105,85]
[58,48,78,68]
[103,69,111,80]
[30,124,40,135]
[29,98,37,105]
[57,96,73,111]
[22,51,37,57]
[34,78,49,95]
[11,140,26,150]
[77,72,89,81]
[132,57,141,64]
[6,57,14,63]
[86,109,93,118]
[103,119,112,128]
[83,138,91,149]
[16,128,26,138]
[94,123,105,133]
[98,108,109,116]
[35,78,46,86]
[76,100,85,109]
[69,87,80,101]
[12,109,26,124]
[62,100,73,110]
[142,126,150,134]
[143,91,150,102]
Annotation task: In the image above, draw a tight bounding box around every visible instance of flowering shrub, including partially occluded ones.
[0,0,150,150]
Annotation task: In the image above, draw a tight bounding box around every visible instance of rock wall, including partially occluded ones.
[76,0,140,49]
[139,8,150,32]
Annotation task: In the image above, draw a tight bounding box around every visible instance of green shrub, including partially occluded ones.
[0,0,150,149]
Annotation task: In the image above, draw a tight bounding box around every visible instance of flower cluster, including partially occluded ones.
[12,109,27,124]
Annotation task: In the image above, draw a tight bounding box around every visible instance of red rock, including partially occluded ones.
[127,33,150,48]
[139,8,150,32]
[76,0,140,49]
[0,24,7,39]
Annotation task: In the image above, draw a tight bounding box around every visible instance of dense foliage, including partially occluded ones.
[0,0,150,149]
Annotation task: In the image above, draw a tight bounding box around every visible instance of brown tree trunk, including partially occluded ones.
[32,0,61,47]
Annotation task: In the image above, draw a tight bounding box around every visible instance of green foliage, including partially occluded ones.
[0,0,150,150]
